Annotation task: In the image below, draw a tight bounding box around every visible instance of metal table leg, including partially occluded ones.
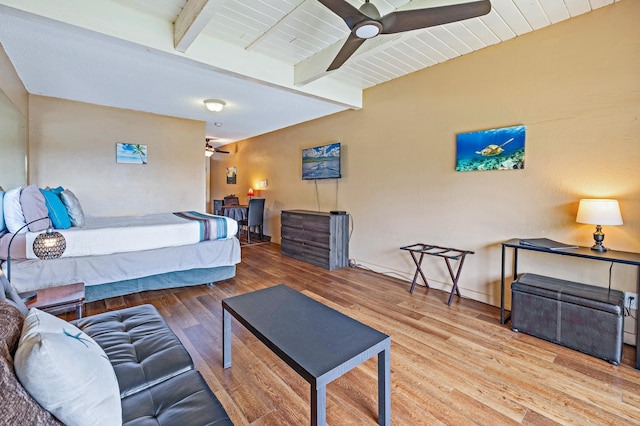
[222,308,232,368]
[378,341,391,426]
[445,253,468,306]
[311,384,327,426]
[408,251,430,293]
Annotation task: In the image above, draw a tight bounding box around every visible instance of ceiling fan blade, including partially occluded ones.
[380,0,491,34]
[327,33,367,71]
[205,138,229,154]
[317,0,366,29]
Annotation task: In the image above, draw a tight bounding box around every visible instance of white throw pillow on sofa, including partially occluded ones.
[14,308,122,426]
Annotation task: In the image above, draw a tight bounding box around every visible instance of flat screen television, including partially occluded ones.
[302,142,341,180]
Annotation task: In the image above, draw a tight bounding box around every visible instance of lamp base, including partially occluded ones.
[19,291,37,302]
[590,243,608,252]
[591,225,607,252]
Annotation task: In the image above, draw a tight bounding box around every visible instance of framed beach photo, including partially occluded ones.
[455,125,526,172]
[116,143,147,164]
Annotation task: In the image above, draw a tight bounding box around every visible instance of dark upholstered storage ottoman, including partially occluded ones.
[511,273,624,365]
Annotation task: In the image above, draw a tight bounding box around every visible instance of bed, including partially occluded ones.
[1,205,241,302]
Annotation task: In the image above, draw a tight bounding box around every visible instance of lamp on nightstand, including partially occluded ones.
[5,217,66,300]
[576,199,623,252]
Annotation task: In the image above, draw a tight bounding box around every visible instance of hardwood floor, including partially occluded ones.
[77,243,640,425]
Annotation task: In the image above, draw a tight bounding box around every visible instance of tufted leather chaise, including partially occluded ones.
[0,269,233,425]
[72,304,233,425]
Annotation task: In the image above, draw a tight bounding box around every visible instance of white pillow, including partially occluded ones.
[14,308,122,426]
[3,187,27,234]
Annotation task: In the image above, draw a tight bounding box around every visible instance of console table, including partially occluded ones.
[500,238,640,369]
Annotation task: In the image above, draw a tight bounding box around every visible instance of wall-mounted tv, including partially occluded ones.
[302,142,341,180]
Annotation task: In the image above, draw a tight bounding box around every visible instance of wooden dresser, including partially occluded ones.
[280,210,349,270]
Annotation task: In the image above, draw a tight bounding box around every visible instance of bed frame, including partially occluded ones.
[85,265,236,301]
[3,237,241,302]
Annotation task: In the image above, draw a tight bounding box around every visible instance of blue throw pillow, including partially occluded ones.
[50,186,64,195]
[40,189,71,229]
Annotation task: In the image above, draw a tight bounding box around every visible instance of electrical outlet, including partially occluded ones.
[625,292,638,310]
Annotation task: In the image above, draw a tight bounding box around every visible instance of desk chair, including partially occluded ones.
[238,198,265,244]
[223,196,239,206]
[212,199,223,215]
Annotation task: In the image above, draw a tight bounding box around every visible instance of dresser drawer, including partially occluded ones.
[281,239,330,269]
[282,211,330,233]
[281,226,329,248]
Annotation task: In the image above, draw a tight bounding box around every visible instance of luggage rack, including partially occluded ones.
[400,243,474,305]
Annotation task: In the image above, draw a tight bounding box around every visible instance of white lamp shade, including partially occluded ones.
[576,199,623,225]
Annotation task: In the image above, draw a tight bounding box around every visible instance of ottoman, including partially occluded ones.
[511,273,624,365]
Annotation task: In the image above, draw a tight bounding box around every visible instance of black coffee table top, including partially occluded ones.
[222,284,390,384]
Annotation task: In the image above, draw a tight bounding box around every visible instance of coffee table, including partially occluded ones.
[222,284,391,426]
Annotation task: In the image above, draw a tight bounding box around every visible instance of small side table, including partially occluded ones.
[25,282,85,319]
[401,243,474,305]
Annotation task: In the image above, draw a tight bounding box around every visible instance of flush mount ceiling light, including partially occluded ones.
[204,99,226,112]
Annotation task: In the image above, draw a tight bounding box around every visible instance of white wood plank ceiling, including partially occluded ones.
[113,0,619,89]
[0,0,621,142]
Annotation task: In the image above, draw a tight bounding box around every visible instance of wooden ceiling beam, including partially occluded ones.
[174,0,216,53]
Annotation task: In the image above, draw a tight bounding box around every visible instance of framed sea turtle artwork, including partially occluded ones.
[455,125,526,172]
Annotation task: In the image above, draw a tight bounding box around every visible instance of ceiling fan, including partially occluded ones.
[205,138,229,157]
[318,0,492,71]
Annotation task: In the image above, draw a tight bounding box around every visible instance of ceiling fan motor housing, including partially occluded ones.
[360,1,381,19]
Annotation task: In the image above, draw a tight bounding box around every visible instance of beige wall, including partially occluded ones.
[0,43,28,116]
[0,43,28,189]
[29,95,207,216]
[212,1,640,311]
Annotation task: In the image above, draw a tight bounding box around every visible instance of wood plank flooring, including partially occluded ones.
[77,243,640,425]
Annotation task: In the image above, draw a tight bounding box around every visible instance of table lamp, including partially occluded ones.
[576,199,623,252]
[5,217,67,299]
[247,188,254,201]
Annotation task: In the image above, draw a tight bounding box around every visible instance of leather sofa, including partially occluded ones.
[0,271,233,425]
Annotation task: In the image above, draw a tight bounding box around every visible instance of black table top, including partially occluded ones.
[222,284,390,384]
[503,238,640,266]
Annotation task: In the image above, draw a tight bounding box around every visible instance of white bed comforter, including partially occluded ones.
[25,213,237,259]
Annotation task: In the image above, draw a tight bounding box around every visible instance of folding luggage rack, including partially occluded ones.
[400,243,474,305]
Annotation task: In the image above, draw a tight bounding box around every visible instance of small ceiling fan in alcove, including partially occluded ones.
[205,138,229,157]
[318,0,492,70]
